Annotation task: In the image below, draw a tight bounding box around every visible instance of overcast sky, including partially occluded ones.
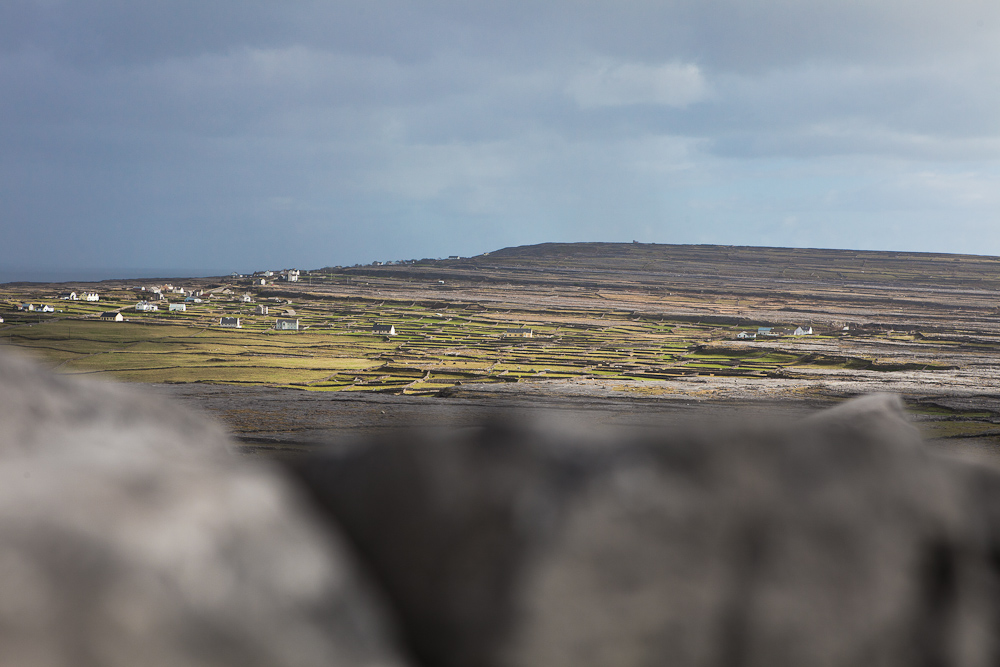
[2,1,1000,279]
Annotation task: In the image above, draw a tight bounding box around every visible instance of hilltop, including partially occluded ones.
[334,242,1000,292]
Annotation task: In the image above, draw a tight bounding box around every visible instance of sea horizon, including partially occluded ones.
[0,268,230,285]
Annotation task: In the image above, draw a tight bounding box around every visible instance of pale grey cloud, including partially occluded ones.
[567,61,708,109]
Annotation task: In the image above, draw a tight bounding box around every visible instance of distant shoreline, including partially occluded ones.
[0,269,225,284]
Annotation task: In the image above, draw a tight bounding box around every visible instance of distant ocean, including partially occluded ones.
[0,268,227,284]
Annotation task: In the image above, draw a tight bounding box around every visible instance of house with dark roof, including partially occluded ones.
[220,317,241,328]
[372,324,396,335]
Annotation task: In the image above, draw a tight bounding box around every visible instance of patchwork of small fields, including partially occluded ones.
[0,286,943,395]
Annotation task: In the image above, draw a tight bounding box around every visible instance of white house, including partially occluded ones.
[61,292,78,300]
[504,327,533,338]
[736,331,757,340]
[184,296,203,303]
[39,305,55,313]
[372,324,396,335]
[793,326,813,336]
[255,305,269,315]
[220,317,241,328]
[135,301,158,312]
[100,311,124,322]
[241,293,253,303]
[19,303,34,312]
[82,292,100,302]
[284,269,300,282]
[168,303,186,312]
[275,318,299,331]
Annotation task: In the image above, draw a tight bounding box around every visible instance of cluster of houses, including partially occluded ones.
[736,326,813,340]
[59,291,100,301]
[216,317,300,330]
[19,303,55,313]
[247,269,300,285]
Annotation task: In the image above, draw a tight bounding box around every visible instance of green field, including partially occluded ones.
[0,243,973,394]
[0,293,944,394]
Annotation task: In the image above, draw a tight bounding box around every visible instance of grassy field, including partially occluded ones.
[0,242,986,395]
[0,300,952,395]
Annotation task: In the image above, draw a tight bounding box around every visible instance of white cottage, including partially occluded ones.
[504,327,534,338]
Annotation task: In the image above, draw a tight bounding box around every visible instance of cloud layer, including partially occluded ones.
[2,1,1000,276]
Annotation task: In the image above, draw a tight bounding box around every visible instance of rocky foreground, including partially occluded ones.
[4,346,1000,665]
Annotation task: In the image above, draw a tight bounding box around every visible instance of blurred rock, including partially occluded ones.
[0,350,408,667]
[289,394,1000,667]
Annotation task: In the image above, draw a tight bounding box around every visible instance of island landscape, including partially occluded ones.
[3,241,1000,465]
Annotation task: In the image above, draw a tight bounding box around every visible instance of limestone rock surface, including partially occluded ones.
[0,349,408,667]
[290,394,1000,667]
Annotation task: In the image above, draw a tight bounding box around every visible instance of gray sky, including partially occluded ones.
[2,0,1000,279]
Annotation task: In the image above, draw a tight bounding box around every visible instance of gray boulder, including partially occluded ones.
[289,394,1000,667]
[0,349,408,667]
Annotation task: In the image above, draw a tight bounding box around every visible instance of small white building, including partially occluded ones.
[61,292,78,300]
[82,292,100,302]
[255,305,269,315]
[275,318,300,331]
[135,301,158,312]
[168,303,187,312]
[39,304,55,313]
[100,311,124,322]
[736,331,757,340]
[793,326,813,336]
[241,293,253,303]
[184,296,203,303]
[220,317,241,328]
[19,303,34,312]
[284,269,300,282]
[372,324,396,336]
[504,327,533,338]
